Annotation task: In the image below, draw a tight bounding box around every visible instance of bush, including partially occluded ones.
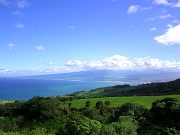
[0,117,19,132]
[100,125,117,135]
[151,98,180,129]
[56,115,102,135]
[118,102,147,118]
[104,101,110,107]
[96,101,104,110]
[85,100,91,108]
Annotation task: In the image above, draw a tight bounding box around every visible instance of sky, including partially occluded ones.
[0,0,180,76]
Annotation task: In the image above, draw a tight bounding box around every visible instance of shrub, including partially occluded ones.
[118,102,147,118]
[100,124,117,135]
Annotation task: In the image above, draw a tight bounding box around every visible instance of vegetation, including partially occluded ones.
[70,79,180,98]
[0,100,14,104]
[0,79,180,134]
[71,95,180,109]
[0,95,179,134]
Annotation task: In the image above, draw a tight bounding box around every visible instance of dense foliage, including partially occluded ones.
[0,96,180,135]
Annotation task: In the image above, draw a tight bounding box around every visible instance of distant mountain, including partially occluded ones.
[22,69,180,83]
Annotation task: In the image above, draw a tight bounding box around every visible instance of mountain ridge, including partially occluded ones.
[21,69,180,83]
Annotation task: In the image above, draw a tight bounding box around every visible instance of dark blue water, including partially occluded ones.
[0,78,131,100]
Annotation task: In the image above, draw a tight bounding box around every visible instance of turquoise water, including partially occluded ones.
[0,78,133,100]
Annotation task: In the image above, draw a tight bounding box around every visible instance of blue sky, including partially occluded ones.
[0,0,180,76]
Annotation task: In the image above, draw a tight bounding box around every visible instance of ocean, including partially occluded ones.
[0,78,135,100]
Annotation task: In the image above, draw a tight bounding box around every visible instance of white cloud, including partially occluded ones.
[64,55,180,71]
[158,13,172,19]
[145,12,173,25]
[153,0,171,5]
[172,19,180,24]
[173,0,180,7]
[167,24,173,28]
[8,43,16,50]
[1,55,180,76]
[0,0,30,8]
[145,12,172,22]
[15,22,24,29]
[145,17,155,22]
[160,9,167,13]
[17,0,30,9]
[127,5,140,14]
[127,5,152,15]
[154,24,180,45]
[150,27,157,31]
[153,0,180,7]
[36,45,45,51]
[46,61,59,65]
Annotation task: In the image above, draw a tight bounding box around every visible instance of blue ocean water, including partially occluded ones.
[0,78,133,100]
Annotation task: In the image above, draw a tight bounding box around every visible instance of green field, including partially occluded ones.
[72,95,180,109]
[1,95,180,109]
[0,100,14,104]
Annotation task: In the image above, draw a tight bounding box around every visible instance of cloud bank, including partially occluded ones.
[65,55,180,71]
[1,55,180,76]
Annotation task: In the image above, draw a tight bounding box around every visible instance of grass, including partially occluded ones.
[72,95,180,109]
[1,95,180,109]
[0,100,14,104]
[72,86,135,98]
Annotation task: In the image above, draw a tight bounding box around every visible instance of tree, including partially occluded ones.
[56,114,102,135]
[96,101,104,110]
[105,101,110,107]
[118,102,147,118]
[85,100,91,108]
[68,102,72,110]
[100,125,117,135]
[111,116,138,135]
[151,98,180,129]
[82,108,99,119]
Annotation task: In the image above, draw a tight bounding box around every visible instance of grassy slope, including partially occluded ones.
[72,95,180,109]
[71,85,134,98]
[0,100,14,104]
[71,79,180,98]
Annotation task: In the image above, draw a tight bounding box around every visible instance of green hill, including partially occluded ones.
[70,79,180,98]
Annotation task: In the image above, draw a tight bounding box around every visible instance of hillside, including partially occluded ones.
[70,78,180,98]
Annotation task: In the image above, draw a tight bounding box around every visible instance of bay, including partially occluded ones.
[0,78,136,100]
